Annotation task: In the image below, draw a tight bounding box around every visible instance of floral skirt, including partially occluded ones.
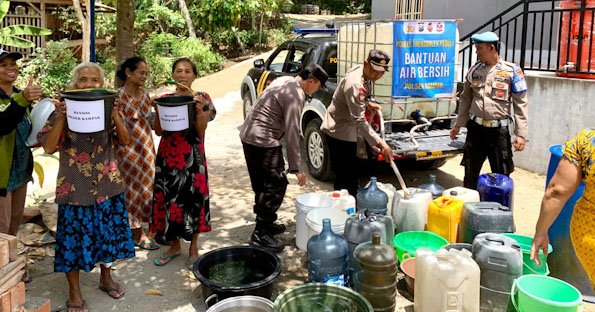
[54,193,135,273]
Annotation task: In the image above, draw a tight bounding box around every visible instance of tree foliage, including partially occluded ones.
[0,0,51,48]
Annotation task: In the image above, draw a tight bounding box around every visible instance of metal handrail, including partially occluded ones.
[460,0,595,79]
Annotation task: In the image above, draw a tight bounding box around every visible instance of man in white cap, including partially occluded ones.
[321,49,393,197]
[450,31,529,189]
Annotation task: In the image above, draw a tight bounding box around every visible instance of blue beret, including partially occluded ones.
[471,31,499,44]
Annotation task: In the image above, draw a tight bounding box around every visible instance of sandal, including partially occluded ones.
[153,252,181,266]
[186,257,198,270]
[66,300,89,312]
[98,282,125,299]
[135,239,161,250]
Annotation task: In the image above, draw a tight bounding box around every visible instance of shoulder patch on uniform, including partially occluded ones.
[511,64,527,93]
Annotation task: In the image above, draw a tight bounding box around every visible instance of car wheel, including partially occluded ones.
[415,158,448,170]
[243,92,253,120]
[304,118,333,181]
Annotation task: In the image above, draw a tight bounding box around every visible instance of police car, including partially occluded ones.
[241,28,464,181]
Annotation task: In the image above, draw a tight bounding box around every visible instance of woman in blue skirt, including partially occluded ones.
[38,63,135,312]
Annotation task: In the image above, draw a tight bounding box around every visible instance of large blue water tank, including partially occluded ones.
[546,145,594,301]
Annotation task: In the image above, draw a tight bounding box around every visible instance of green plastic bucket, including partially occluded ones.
[503,233,553,275]
[273,283,373,312]
[392,231,448,263]
[511,275,583,312]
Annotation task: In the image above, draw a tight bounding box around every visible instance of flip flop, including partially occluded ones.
[186,257,198,270]
[154,252,181,266]
[135,239,161,250]
[98,283,125,299]
[66,300,89,312]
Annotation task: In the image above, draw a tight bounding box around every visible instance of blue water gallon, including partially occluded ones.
[307,218,349,287]
[477,173,514,211]
[546,145,594,301]
[356,177,389,215]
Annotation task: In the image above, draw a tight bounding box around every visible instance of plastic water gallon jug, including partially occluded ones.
[295,193,334,250]
[418,174,445,199]
[357,177,388,215]
[477,173,514,211]
[392,188,433,233]
[354,233,398,312]
[343,211,394,283]
[307,218,349,287]
[329,189,356,215]
[472,233,523,312]
[427,196,464,243]
[415,248,480,312]
[459,202,515,243]
[442,187,480,203]
[369,181,398,217]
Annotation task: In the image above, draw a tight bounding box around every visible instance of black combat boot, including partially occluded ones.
[251,228,285,253]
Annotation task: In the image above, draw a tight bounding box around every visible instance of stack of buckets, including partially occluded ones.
[295,191,354,251]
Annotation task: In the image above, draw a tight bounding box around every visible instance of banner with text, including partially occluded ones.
[392,20,457,98]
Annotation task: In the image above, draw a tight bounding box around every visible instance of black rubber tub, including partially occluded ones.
[193,245,282,307]
[61,89,116,133]
[154,95,195,132]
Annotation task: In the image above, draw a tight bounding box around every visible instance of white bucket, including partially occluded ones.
[295,193,334,250]
[306,208,350,242]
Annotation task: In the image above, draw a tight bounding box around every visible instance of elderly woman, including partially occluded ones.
[531,128,595,288]
[0,49,42,235]
[39,62,135,312]
[115,57,159,250]
[152,58,215,268]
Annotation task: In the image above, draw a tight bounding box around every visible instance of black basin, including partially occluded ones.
[61,89,116,133]
[193,245,282,306]
[154,95,196,131]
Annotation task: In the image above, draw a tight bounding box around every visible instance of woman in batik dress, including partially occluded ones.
[115,57,159,250]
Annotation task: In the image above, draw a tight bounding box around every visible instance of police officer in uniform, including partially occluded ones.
[241,64,329,252]
[450,31,529,189]
[321,49,393,196]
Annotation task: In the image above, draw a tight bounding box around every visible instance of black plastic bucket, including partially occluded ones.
[61,89,116,133]
[154,95,195,132]
[193,245,282,308]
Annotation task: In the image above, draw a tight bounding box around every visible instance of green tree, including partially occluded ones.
[0,0,51,48]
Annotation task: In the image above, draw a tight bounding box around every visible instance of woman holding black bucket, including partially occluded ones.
[39,62,135,311]
[151,58,215,269]
[115,57,160,251]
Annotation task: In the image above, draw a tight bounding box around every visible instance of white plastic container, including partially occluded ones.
[392,188,433,233]
[295,193,334,250]
[329,189,356,215]
[415,248,480,312]
[442,187,480,203]
[306,208,350,241]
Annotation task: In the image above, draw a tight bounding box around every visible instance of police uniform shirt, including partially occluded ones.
[455,59,529,138]
[320,65,383,146]
[239,76,306,172]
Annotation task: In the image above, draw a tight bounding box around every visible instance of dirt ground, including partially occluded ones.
[21,15,594,312]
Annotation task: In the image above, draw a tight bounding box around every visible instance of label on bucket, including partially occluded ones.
[157,105,190,131]
[323,275,346,287]
[65,99,105,133]
[345,207,355,215]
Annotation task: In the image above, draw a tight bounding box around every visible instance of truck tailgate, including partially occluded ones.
[384,129,467,159]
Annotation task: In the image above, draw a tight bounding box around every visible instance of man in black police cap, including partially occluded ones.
[241,63,328,252]
[321,49,393,197]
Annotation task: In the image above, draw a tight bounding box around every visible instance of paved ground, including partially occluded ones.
[22,15,595,312]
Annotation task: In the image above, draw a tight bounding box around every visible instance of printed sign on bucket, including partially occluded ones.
[157,105,190,131]
[65,99,105,133]
[392,20,458,98]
